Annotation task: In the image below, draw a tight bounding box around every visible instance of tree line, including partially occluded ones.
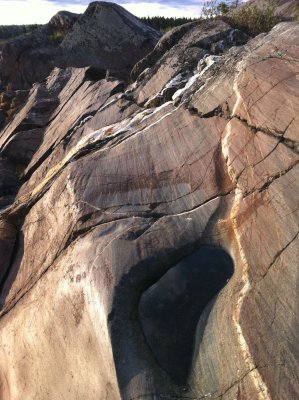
[0,25,41,40]
[140,17,196,32]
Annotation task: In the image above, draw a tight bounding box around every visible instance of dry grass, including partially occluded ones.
[225,2,281,36]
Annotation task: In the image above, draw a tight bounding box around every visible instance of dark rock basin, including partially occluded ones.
[138,245,234,384]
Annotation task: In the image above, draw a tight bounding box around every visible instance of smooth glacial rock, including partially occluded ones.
[0,19,298,400]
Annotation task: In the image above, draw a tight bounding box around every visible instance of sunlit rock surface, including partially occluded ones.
[0,14,298,400]
[0,2,160,131]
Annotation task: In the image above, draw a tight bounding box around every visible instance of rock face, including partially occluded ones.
[0,12,80,90]
[0,2,160,91]
[0,2,160,140]
[48,10,80,31]
[0,14,298,400]
[131,19,248,106]
[0,29,57,90]
[60,1,161,76]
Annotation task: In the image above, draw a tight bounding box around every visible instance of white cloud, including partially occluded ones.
[121,2,202,18]
[0,0,85,25]
[0,0,202,25]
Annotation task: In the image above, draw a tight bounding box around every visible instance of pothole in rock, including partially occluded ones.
[138,245,234,384]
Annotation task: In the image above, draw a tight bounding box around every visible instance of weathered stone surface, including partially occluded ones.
[60,1,161,77]
[0,16,76,130]
[48,10,80,31]
[0,2,159,130]
[0,30,58,90]
[132,19,248,105]
[0,2,159,90]
[131,20,199,81]
[0,18,298,400]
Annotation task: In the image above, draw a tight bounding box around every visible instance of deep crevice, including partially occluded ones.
[233,114,299,154]
[84,66,107,81]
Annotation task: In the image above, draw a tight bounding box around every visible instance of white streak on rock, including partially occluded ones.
[225,127,272,400]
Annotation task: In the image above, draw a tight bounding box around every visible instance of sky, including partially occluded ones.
[0,0,205,25]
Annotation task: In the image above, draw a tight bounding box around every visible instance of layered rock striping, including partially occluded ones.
[0,2,160,131]
[0,5,298,400]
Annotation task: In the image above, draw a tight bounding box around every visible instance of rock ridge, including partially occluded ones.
[0,13,298,400]
[0,1,160,129]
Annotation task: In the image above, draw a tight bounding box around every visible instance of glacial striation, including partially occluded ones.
[0,3,298,400]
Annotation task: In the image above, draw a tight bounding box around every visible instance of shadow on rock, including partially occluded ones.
[0,230,24,310]
[139,245,234,384]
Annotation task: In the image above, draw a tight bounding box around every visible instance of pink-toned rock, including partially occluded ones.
[0,20,298,400]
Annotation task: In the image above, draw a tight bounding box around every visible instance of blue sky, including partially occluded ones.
[0,0,205,25]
